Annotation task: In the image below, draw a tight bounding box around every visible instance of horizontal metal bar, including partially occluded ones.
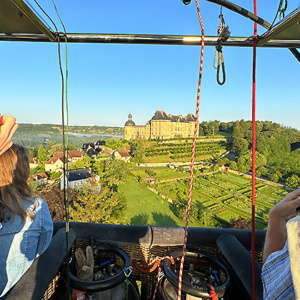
[1,33,300,48]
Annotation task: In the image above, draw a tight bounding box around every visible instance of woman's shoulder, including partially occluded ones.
[23,197,49,211]
[23,198,52,228]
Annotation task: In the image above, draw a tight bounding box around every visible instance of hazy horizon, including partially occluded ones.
[17,119,300,131]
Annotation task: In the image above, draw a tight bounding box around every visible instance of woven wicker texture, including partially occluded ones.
[42,241,263,300]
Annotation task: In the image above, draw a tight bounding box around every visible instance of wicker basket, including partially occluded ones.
[42,241,263,300]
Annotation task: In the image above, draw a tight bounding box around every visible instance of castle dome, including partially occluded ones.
[125,114,135,126]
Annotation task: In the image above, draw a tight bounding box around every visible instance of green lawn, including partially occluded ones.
[130,167,189,181]
[119,169,288,230]
[119,177,202,227]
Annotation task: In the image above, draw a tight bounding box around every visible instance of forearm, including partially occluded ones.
[263,189,300,264]
[263,214,287,264]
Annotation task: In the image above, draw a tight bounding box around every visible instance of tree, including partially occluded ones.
[257,166,267,176]
[49,171,62,180]
[238,165,247,173]
[237,151,267,170]
[130,139,145,164]
[223,158,230,166]
[47,141,63,157]
[230,217,250,229]
[93,159,129,187]
[219,122,228,132]
[269,173,279,183]
[70,177,126,224]
[36,185,79,221]
[28,147,37,159]
[229,161,238,171]
[202,123,213,135]
[37,145,49,164]
[286,175,300,188]
[30,163,45,174]
[217,158,225,165]
[232,137,248,154]
[27,179,39,191]
[198,126,204,136]
[75,154,93,169]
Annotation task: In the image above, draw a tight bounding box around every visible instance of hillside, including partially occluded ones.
[12,123,124,148]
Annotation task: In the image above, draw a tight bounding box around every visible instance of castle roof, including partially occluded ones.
[151,110,195,123]
[125,113,136,126]
[125,120,136,126]
[185,113,196,122]
[151,110,171,121]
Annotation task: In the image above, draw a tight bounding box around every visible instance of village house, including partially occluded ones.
[110,149,131,162]
[29,157,39,169]
[83,141,105,156]
[53,150,83,163]
[45,150,83,172]
[96,147,112,159]
[45,156,68,172]
[83,143,96,155]
[60,168,100,190]
[29,172,48,186]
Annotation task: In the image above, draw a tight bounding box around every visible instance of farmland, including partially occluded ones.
[126,168,289,229]
[143,139,227,163]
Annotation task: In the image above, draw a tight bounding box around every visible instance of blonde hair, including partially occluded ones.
[0,144,35,223]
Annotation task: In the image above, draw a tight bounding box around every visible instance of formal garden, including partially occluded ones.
[127,168,289,229]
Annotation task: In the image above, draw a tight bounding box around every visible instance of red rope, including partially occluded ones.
[251,0,257,299]
[151,256,174,300]
[177,1,204,299]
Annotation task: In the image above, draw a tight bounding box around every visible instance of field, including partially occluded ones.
[144,139,227,163]
[124,168,289,229]
[119,178,203,227]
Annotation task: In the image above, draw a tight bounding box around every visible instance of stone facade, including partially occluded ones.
[124,111,196,140]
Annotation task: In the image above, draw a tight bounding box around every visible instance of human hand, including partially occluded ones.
[75,246,94,281]
[0,114,18,155]
[269,189,300,223]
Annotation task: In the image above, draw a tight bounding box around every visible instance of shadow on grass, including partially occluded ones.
[130,213,149,225]
[152,212,178,227]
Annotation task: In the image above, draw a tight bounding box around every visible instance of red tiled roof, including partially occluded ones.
[53,150,83,158]
[117,149,130,158]
[46,157,68,164]
[29,172,48,181]
[53,152,63,158]
[69,150,83,158]
[101,147,113,154]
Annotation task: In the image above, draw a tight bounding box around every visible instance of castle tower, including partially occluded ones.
[125,114,136,127]
[124,114,136,140]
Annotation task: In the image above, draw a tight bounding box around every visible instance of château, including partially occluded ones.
[124,110,196,140]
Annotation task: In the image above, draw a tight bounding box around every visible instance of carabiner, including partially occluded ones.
[217,51,226,85]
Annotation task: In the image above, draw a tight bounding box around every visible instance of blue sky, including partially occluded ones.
[1,0,299,129]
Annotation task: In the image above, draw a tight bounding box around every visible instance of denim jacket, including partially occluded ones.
[0,198,53,298]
